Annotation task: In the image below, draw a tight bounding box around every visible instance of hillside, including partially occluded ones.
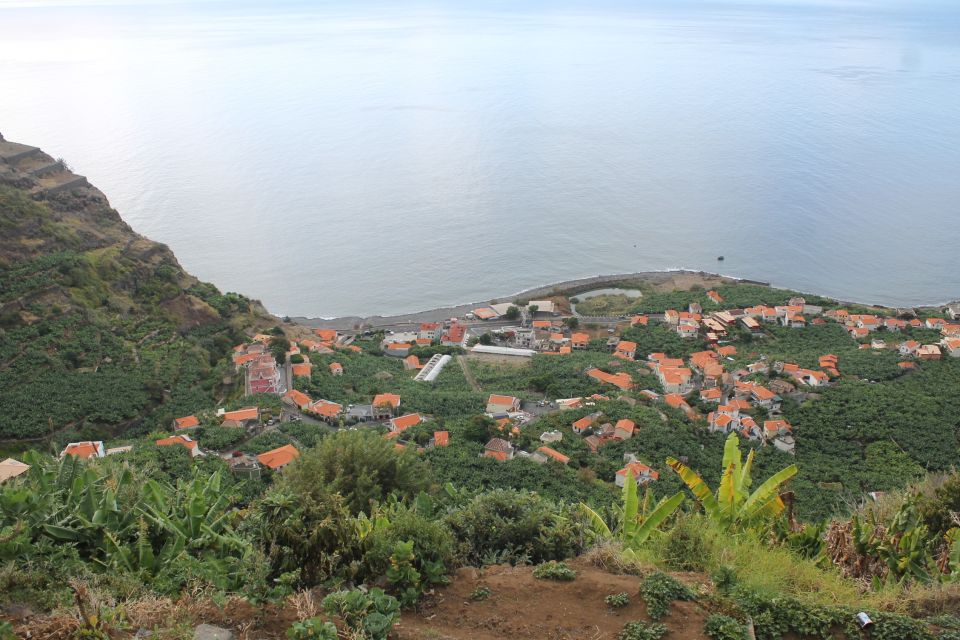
[0,135,274,444]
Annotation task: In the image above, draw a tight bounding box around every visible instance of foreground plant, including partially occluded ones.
[618,620,667,640]
[532,561,577,581]
[667,432,797,530]
[605,592,631,609]
[639,572,695,620]
[286,618,337,640]
[580,469,684,557]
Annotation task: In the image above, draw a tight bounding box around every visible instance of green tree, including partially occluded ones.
[504,306,521,321]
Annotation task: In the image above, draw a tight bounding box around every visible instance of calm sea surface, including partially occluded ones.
[1,0,959,317]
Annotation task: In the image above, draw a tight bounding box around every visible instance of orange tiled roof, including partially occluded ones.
[373,393,401,408]
[223,407,258,422]
[257,444,300,470]
[174,415,200,429]
[391,413,423,431]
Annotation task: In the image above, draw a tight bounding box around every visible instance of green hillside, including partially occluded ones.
[0,151,271,445]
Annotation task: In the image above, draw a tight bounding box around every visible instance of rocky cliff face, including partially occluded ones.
[0,135,274,441]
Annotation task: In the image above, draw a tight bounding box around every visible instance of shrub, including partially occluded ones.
[618,621,668,640]
[605,592,631,609]
[362,505,454,588]
[321,588,400,640]
[704,614,747,640]
[286,618,337,640]
[532,561,577,581]
[640,572,695,620]
[711,565,738,593]
[445,490,586,566]
[661,514,711,572]
[280,430,432,515]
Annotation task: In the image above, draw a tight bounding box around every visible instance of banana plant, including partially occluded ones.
[581,470,684,556]
[667,433,797,530]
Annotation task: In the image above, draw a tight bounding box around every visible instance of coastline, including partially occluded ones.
[288,270,759,330]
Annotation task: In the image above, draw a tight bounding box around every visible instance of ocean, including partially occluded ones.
[1,0,959,317]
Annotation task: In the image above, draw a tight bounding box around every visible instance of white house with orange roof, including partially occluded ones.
[614,419,636,440]
[60,441,105,459]
[918,344,942,360]
[942,338,960,358]
[615,462,659,487]
[614,340,637,360]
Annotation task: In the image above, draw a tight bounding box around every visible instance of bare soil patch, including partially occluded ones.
[394,558,710,640]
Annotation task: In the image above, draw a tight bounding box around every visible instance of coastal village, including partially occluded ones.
[6,283,957,493]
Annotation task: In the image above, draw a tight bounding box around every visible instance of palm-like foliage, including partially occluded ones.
[667,433,797,530]
[581,470,684,556]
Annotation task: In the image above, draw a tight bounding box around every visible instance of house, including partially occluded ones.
[257,444,300,471]
[707,290,723,304]
[664,309,680,325]
[0,458,30,484]
[373,393,402,419]
[222,407,259,426]
[677,321,700,339]
[249,355,283,393]
[472,307,499,320]
[793,369,829,387]
[614,419,636,440]
[885,318,906,332]
[614,340,637,360]
[572,412,600,434]
[571,332,590,349]
[664,394,695,419]
[615,462,659,487]
[283,389,312,411]
[173,415,200,430]
[440,323,467,347]
[899,340,920,356]
[917,344,942,361]
[389,413,423,433]
[291,362,312,378]
[486,394,521,414]
[540,430,563,443]
[401,355,421,370]
[738,416,762,440]
[584,435,602,452]
[870,339,887,350]
[61,441,105,459]
[528,300,557,315]
[483,438,515,461]
[700,387,722,403]
[658,367,693,395]
[308,399,343,421]
[384,342,412,357]
[716,345,737,358]
[329,362,343,376]
[750,385,781,411]
[942,338,960,358]
[156,434,201,457]
[740,316,762,333]
[631,315,650,326]
[537,446,570,465]
[586,368,634,391]
[763,419,793,440]
[925,317,946,330]
[419,322,441,341]
[314,329,339,343]
[432,431,450,447]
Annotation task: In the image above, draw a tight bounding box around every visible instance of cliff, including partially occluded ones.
[0,134,275,442]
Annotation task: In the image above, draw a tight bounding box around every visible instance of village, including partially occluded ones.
[5,289,959,490]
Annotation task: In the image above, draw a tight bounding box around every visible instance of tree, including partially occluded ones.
[504,306,521,321]
[529,305,539,315]
[478,333,493,346]
[269,336,290,363]
[564,317,580,330]
[667,433,797,530]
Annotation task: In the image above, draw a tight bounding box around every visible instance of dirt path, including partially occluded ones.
[458,355,482,392]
